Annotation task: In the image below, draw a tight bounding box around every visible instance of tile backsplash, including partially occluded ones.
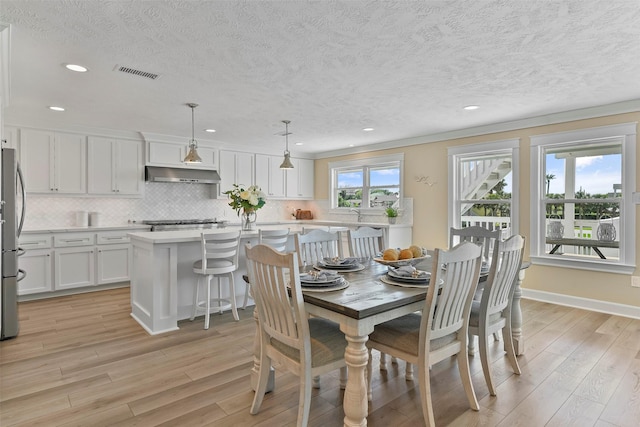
[24,182,412,229]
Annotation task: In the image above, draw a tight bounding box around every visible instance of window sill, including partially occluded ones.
[530,255,635,275]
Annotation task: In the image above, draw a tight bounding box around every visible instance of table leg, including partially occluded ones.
[510,269,525,356]
[251,307,274,392]
[342,330,369,427]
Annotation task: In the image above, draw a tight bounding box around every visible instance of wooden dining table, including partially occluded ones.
[250,258,528,427]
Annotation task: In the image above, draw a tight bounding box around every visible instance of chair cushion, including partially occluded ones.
[270,318,346,367]
[469,301,505,327]
[193,259,234,271]
[369,313,457,356]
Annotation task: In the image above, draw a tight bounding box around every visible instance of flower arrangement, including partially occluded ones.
[223,184,266,216]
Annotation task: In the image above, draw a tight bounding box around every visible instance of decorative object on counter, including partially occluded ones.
[278,120,294,169]
[75,211,88,227]
[183,103,203,164]
[89,212,101,227]
[384,207,398,224]
[295,209,313,220]
[223,183,266,231]
[596,215,616,241]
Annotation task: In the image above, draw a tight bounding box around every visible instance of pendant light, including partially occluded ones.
[183,103,203,164]
[279,120,294,169]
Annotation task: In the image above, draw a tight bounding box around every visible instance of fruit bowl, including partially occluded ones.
[373,255,431,268]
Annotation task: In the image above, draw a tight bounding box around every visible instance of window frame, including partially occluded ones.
[328,153,404,212]
[530,122,636,274]
[448,138,520,236]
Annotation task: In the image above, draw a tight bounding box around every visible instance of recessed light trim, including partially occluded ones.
[48,106,65,111]
[65,64,88,72]
[295,142,303,146]
[362,127,374,132]
[463,105,480,110]
[349,144,355,147]
[204,129,216,133]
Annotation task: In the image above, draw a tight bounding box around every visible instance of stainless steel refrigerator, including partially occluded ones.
[1,147,26,340]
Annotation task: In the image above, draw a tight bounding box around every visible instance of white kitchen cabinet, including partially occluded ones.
[2,125,18,149]
[147,140,218,170]
[54,246,96,290]
[17,249,53,295]
[88,136,143,195]
[219,150,254,195]
[97,244,130,284]
[20,129,86,194]
[286,157,314,199]
[255,154,286,199]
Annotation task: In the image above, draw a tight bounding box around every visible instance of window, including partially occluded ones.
[530,123,636,274]
[329,154,403,210]
[448,139,520,236]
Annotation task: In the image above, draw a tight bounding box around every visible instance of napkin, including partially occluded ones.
[322,257,358,266]
[301,271,339,282]
[392,266,427,277]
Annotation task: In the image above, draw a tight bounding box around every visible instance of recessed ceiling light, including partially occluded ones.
[295,142,303,146]
[362,127,374,132]
[48,106,65,111]
[349,144,355,147]
[463,105,479,110]
[65,64,88,72]
[204,129,216,133]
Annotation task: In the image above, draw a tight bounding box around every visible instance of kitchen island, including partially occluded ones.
[128,221,410,334]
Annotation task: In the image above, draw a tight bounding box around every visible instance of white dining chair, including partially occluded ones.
[190,230,242,330]
[366,241,482,426]
[241,228,290,309]
[294,228,343,268]
[468,234,524,395]
[347,226,386,259]
[246,243,347,427]
[449,225,503,263]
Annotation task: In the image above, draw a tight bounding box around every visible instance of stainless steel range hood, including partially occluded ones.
[145,166,221,184]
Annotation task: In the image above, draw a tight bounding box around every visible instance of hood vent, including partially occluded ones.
[145,166,221,184]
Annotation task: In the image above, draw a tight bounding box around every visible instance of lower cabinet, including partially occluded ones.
[18,249,53,295]
[18,229,135,297]
[54,246,96,290]
[97,244,130,284]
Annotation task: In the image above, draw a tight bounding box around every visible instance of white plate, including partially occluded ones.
[387,269,430,283]
[314,263,366,273]
[301,280,350,293]
[380,275,429,288]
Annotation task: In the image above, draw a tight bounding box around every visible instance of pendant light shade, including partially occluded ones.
[183,103,202,164]
[279,120,294,169]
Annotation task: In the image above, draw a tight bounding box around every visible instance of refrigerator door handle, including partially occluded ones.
[17,162,26,237]
[17,269,26,282]
[17,247,26,257]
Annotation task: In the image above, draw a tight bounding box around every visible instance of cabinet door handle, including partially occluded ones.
[63,239,86,243]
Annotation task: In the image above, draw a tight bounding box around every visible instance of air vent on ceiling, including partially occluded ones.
[114,65,161,80]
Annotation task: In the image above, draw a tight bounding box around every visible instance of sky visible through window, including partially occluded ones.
[337,168,399,187]
[546,154,621,195]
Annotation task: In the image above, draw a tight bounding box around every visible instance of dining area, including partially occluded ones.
[244,226,527,426]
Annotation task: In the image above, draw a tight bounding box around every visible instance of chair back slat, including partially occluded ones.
[201,230,241,271]
[246,244,310,351]
[425,242,481,340]
[294,229,342,267]
[449,226,502,262]
[348,226,386,259]
[483,235,525,316]
[259,228,290,252]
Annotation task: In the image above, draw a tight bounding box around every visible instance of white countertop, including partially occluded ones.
[22,224,152,234]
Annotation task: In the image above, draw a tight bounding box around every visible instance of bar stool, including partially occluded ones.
[190,230,242,330]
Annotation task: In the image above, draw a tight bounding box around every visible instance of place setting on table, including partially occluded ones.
[373,246,434,288]
[296,256,366,293]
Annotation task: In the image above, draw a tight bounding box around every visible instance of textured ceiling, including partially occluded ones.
[2,0,640,156]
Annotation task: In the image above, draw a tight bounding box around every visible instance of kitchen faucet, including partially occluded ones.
[350,208,363,222]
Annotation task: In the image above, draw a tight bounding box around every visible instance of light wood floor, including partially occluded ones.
[1,288,639,426]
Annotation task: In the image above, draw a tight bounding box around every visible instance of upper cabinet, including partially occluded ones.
[88,137,143,196]
[20,129,86,194]
[286,157,314,199]
[255,154,286,199]
[219,150,254,196]
[146,140,218,170]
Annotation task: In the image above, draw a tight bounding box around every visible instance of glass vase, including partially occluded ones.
[242,209,257,231]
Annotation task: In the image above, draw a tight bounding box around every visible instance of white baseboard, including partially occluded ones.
[522,289,640,319]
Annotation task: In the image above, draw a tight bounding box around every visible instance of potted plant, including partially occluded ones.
[384,206,398,224]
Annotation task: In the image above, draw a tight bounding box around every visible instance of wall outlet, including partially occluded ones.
[632,276,640,288]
